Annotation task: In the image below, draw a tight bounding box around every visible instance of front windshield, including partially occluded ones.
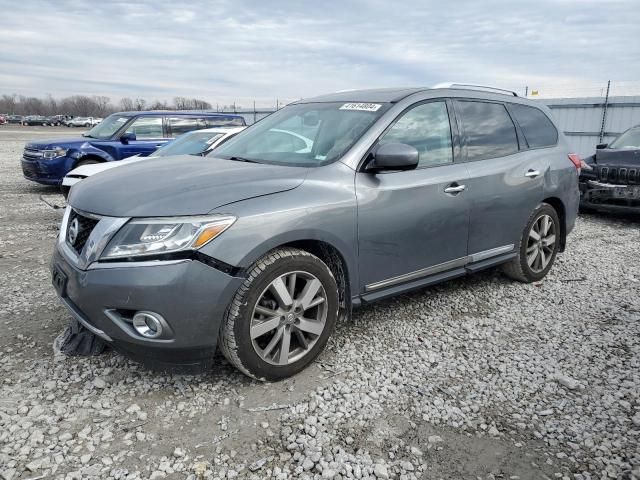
[84,115,129,139]
[609,127,640,149]
[213,101,390,166]
[152,131,224,157]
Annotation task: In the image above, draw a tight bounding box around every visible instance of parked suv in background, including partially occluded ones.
[579,124,640,213]
[52,86,579,380]
[22,111,246,185]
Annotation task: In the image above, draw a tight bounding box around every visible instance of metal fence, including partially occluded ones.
[540,95,640,158]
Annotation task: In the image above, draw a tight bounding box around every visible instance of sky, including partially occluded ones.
[1,0,639,107]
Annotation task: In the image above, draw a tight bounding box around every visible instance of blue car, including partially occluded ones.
[21,111,246,185]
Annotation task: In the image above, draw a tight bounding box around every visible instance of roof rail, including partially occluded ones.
[432,83,519,97]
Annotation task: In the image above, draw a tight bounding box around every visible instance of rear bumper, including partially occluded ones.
[579,179,640,213]
[51,247,244,369]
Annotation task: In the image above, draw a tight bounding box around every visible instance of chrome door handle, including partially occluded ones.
[525,169,540,178]
[444,184,466,194]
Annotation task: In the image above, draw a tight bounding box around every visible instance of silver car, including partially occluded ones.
[51,85,580,380]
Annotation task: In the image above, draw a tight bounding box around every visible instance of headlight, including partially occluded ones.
[42,147,68,159]
[100,215,236,260]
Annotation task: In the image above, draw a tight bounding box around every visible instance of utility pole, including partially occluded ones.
[524,86,528,97]
[276,99,279,111]
[599,80,611,143]
[253,100,256,124]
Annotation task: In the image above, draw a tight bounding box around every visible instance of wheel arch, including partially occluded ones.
[74,153,108,169]
[542,196,566,252]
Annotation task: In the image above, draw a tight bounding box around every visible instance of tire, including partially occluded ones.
[502,203,561,283]
[219,247,339,381]
[76,159,101,167]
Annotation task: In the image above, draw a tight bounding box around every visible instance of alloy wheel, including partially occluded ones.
[526,214,556,273]
[250,271,328,366]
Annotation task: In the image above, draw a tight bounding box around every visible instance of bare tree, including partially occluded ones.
[134,98,147,111]
[120,97,135,111]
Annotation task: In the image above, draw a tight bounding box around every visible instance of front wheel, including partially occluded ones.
[219,248,339,381]
[502,203,560,283]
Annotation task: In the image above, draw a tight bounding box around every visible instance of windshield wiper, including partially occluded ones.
[228,156,260,163]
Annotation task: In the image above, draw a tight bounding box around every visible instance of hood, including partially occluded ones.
[26,137,93,149]
[594,148,640,166]
[69,156,309,217]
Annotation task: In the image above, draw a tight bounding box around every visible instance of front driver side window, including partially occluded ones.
[125,117,163,139]
[379,101,453,167]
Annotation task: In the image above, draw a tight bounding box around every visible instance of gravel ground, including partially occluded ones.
[0,126,639,480]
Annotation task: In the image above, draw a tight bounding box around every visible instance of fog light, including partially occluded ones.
[132,311,164,339]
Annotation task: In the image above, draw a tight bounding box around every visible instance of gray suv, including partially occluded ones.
[52,86,580,380]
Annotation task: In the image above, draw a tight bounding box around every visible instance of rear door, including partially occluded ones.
[355,99,471,293]
[454,100,546,257]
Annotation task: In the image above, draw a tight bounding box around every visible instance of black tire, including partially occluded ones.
[502,203,561,283]
[219,247,339,381]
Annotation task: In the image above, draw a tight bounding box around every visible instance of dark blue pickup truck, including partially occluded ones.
[21,111,246,185]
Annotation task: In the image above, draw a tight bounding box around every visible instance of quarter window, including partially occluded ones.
[455,101,519,161]
[125,117,163,139]
[379,101,453,167]
[509,104,558,148]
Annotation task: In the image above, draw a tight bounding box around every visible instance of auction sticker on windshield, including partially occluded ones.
[339,103,382,112]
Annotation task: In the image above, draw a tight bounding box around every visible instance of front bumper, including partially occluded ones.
[21,155,72,185]
[51,247,244,369]
[579,179,640,213]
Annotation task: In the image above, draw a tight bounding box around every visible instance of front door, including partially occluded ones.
[355,100,470,293]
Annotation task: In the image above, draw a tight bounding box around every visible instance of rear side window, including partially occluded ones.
[509,104,558,148]
[205,116,245,127]
[455,101,518,161]
[168,117,206,137]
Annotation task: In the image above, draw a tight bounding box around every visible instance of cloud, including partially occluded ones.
[1,0,638,106]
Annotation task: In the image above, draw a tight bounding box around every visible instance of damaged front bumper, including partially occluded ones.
[579,179,640,213]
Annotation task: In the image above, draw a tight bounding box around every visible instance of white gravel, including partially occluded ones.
[0,127,639,479]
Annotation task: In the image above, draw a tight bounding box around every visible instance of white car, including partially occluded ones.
[61,126,246,197]
[67,117,101,128]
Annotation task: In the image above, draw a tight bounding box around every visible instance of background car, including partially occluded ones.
[61,126,246,196]
[579,124,640,213]
[0,115,6,125]
[22,115,48,126]
[66,117,95,127]
[7,115,23,124]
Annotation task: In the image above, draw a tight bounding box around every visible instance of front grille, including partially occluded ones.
[67,210,100,254]
[598,166,639,185]
[23,148,43,160]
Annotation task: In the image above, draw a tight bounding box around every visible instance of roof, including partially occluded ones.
[113,110,245,117]
[295,88,429,104]
[294,86,534,105]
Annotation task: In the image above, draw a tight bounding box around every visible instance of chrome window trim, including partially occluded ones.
[365,244,514,292]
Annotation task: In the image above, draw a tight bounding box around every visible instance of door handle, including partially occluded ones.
[525,169,540,178]
[444,184,466,194]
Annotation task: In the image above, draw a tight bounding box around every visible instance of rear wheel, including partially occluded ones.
[502,203,560,283]
[219,248,339,381]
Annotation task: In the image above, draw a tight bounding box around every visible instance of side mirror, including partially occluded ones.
[596,143,608,149]
[366,143,419,172]
[120,132,136,144]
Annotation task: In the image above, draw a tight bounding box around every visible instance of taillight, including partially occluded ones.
[568,153,582,169]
